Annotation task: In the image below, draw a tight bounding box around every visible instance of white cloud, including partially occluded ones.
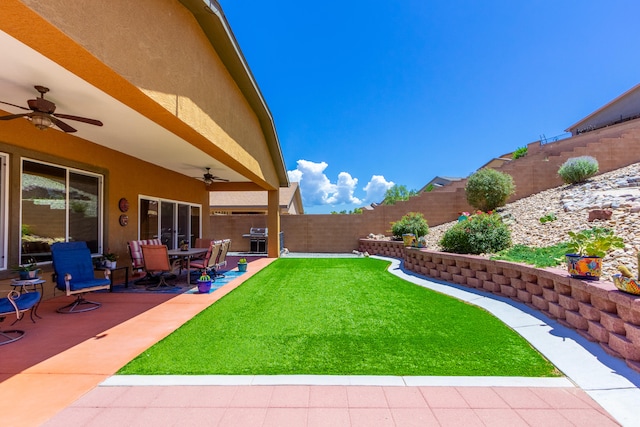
[287,169,302,183]
[327,172,361,205]
[287,160,361,207]
[363,175,394,203]
[288,161,396,210]
[287,160,336,206]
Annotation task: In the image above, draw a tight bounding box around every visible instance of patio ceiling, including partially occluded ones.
[0,28,249,184]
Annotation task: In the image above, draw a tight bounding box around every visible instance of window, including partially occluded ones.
[139,196,201,248]
[0,153,7,270]
[21,160,103,263]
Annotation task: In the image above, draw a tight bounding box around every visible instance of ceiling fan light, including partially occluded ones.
[31,113,53,130]
[204,178,213,185]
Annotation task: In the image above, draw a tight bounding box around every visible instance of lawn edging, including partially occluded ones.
[359,238,640,373]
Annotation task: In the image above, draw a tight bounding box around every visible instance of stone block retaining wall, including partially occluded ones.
[359,239,640,373]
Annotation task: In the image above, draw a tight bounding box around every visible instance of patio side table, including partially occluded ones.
[95,265,129,291]
[10,278,45,322]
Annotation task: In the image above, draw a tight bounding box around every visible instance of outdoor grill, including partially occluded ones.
[242,227,268,253]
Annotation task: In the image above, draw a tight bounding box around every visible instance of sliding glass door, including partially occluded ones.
[160,202,176,248]
[139,196,200,248]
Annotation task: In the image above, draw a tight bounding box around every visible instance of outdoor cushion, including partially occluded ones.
[0,291,40,315]
[128,239,163,269]
[51,242,110,292]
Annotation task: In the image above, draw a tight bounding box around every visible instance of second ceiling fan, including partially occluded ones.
[197,167,229,185]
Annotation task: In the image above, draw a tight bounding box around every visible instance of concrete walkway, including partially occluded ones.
[2,255,639,426]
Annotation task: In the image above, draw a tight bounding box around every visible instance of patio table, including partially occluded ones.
[167,247,208,285]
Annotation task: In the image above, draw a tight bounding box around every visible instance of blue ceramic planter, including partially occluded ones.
[197,280,212,293]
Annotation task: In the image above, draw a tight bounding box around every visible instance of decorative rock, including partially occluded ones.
[588,209,613,222]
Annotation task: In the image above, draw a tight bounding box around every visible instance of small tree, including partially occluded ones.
[382,185,417,205]
[391,212,429,239]
[465,168,515,212]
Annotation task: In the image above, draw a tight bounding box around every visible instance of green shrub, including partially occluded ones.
[512,146,528,159]
[391,212,429,239]
[21,224,32,236]
[492,243,568,267]
[539,213,557,223]
[439,212,511,254]
[465,168,515,211]
[557,156,599,184]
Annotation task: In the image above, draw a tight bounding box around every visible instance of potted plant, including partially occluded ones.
[237,258,248,272]
[13,261,38,280]
[391,212,429,247]
[566,227,624,280]
[197,272,212,293]
[103,251,118,269]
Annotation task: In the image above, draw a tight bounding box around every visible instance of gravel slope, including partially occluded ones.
[420,162,640,280]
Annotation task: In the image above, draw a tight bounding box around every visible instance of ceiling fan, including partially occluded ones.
[195,167,229,185]
[0,85,103,133]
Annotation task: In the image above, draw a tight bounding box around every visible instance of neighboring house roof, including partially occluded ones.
[566,83,640,135]
[210,182,304,214]
[419,176,464,193]
[476,153,513,171]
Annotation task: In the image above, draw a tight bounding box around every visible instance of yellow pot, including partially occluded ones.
[613,274,640,295]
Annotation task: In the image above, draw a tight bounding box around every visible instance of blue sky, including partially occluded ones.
[221,1,640,214]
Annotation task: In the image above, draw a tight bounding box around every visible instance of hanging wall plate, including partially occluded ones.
[119,214,129,226]
[118,197,129,212]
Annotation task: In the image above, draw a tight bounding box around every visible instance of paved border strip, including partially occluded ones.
[101,374,573,388]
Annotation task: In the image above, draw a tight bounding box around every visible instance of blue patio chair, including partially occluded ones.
[51,241,110,314]
[0,289,40,345]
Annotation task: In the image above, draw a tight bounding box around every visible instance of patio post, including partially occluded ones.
[267,189,280,257]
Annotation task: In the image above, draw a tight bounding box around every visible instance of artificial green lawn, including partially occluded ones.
[118,258,559,377]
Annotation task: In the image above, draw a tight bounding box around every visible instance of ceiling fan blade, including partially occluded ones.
[50,116,77,133]
[53,113,103,126]
[0,100,30,111]
[0,113,29,121]
[213,177,229,182]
